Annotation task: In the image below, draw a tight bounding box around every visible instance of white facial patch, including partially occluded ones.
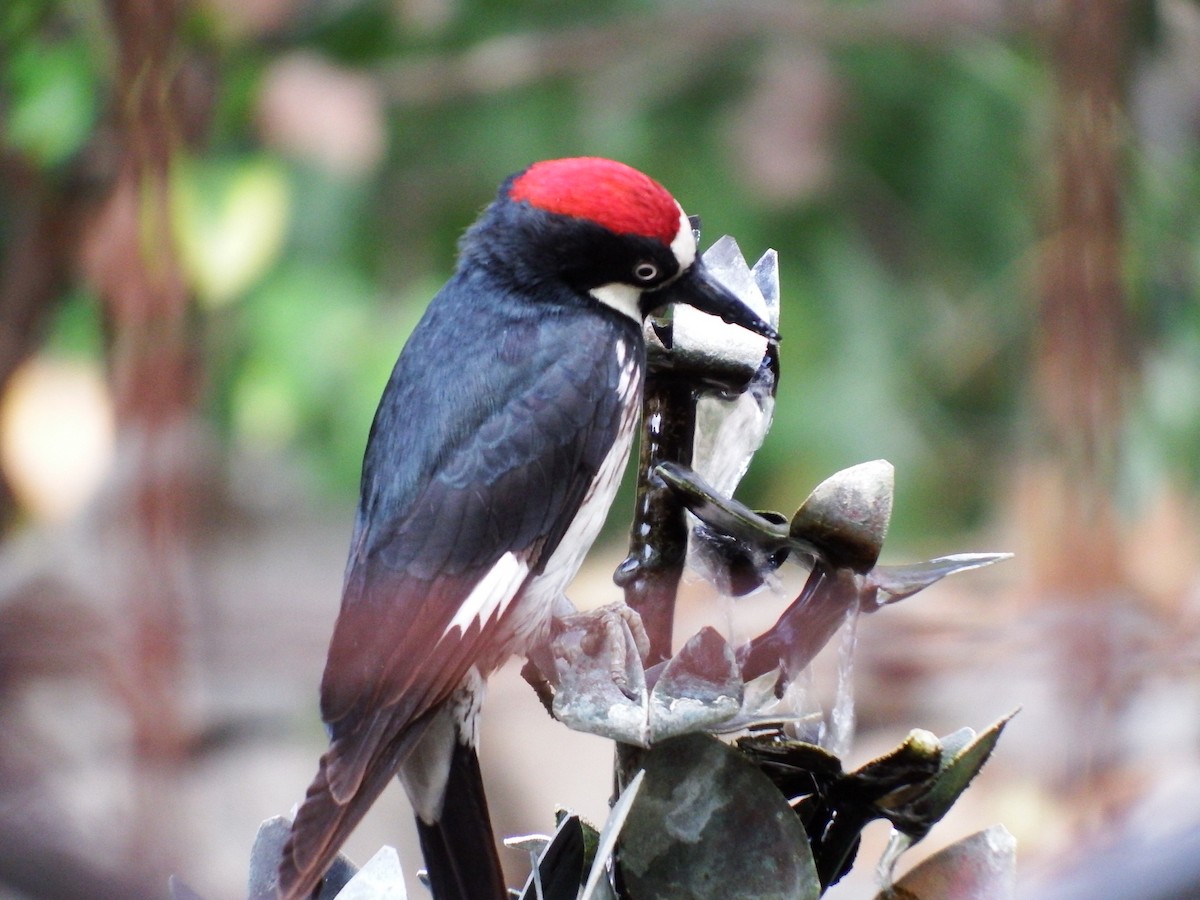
[669,206,697,272]
[589,282,643,322]
[443,551,530,638]
[588,207,696,323]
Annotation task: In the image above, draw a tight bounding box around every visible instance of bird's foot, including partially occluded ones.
[545,602,649,701]
[560,602,649,698]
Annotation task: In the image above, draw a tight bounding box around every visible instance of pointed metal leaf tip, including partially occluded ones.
[703,233,749,272]
[335,847,406,899]
[750,249,780,328]
[247,815,292,899]
[168,876,203,900]
[869,552,1013,603]
[504,834,552,854]
[907,711,1017,837]
[548,607,650,745]
[581,770,645,900]
[937,726,977,759]
[701,236,764,321]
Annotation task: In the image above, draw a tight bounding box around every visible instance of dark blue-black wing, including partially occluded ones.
[279,283,640,898]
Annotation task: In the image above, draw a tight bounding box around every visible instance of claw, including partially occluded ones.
[595,603,650,698]
[606,602,651,662]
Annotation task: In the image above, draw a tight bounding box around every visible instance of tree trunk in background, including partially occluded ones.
[80,0,208,874]
[1031,0,1137,804]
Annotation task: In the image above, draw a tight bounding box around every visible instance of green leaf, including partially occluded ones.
[171,156,292,306]
[3,37,98,166]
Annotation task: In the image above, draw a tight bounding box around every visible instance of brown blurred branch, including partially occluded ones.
[378,0,1033,105]
[87,0,194,749]
[0,159,83,392]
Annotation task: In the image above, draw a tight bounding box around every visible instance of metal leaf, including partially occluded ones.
[619,734,819,900]
[900,711,1017,841]
[581,770,645,900]
[789,460,894,573]
[549,608,650,746]
[878,825,1017,900]
[649,626,743,742]
[666,235,775,390]
[868,553,1014,605]
[654,461,791,552]
[247,815,358,900]
[335,847,406,899]
[168,876,204,900]
[515,815,585,900]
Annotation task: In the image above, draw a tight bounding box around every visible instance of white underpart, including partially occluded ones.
[515,341,642,649]
[399,667,486,823]
[442,551,531,638]
[589,282,643,322]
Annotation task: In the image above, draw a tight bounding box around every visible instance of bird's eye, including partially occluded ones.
[633,261,660,283]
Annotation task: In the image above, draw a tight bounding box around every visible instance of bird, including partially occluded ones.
[276,157,778,900]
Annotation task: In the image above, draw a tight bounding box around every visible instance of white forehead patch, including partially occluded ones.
[669,206,697,272]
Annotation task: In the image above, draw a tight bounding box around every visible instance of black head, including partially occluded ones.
[465,158,777,341]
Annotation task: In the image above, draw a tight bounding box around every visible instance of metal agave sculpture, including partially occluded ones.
[516,233,1015,900]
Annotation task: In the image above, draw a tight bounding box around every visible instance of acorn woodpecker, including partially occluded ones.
[277,157,777,900]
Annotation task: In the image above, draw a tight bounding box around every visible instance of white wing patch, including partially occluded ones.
[617,340,637,396]
[443,551,530,638]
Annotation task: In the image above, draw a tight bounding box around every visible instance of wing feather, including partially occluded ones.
[318,295,642,776]
[282,276,644,900]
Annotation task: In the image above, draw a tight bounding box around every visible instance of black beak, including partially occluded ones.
[664,257,780,342]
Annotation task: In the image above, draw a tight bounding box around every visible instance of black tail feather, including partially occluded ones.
[416,739,507,900]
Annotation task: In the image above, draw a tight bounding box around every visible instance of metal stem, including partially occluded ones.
[615,371,698,668]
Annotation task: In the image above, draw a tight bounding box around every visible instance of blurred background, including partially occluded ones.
[2,0,1199,896]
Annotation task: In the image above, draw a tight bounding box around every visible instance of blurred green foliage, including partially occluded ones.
[4,35,98,166]
[3,0,1198,543]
